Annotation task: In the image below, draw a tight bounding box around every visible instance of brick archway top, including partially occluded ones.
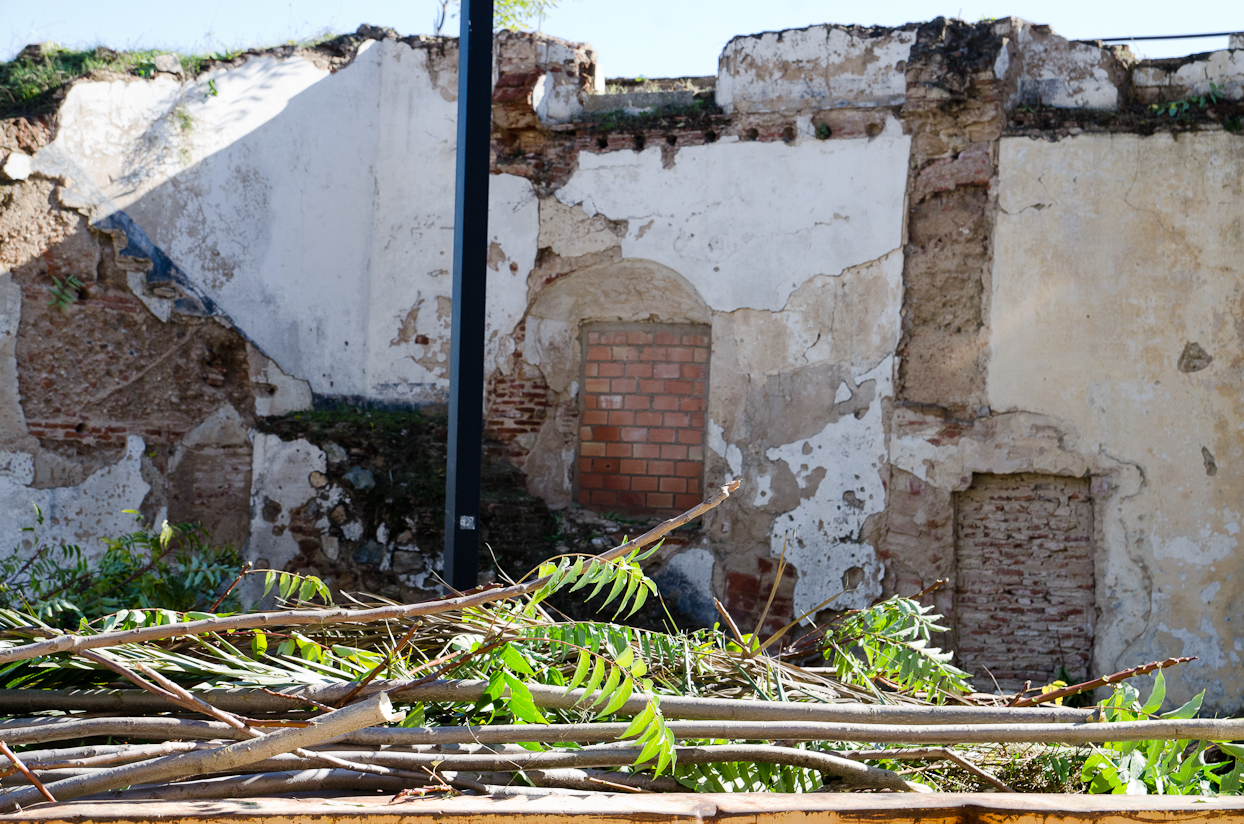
[524,259,710,395]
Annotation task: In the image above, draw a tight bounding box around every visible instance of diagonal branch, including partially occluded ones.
[0,482,740,666]
[0,741,55,803]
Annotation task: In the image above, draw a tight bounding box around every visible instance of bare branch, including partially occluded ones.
[0,741,55,803]
[0,693,402,813]
[1010,657,1197,707]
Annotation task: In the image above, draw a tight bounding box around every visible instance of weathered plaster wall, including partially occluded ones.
[4,18,1244,710]
[45,39,538,404]
[989,132,1244,706]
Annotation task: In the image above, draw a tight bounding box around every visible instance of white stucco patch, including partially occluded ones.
[655,547,716,625]
[766,357,892,616]
[1134,49,1244,101]
[0,436,151,562]
[554,135,909,313]
[707,420,743,478]
[246,434,325,588]
[1004,22,1121,110]
[1159,616,1227,670]
[717,25,916,114]
[1200,581,1222,604]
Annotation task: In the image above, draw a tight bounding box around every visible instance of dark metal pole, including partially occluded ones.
[444,0,493,592]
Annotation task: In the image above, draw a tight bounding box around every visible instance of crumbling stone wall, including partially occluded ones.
[0,171,260,554]
[4,17,1244,710]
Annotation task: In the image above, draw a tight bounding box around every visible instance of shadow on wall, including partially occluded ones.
[5,35,556,603]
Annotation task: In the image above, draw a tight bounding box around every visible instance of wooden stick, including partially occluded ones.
[0,718,247,747]
[0,482,739,666]
[209,744,918,792]
[0,692,402,813]
[334,716,1244,747]
[1010,657,1197,707]
[0,741,55,803]
[0,679,1099,723]
[207,562,253,612]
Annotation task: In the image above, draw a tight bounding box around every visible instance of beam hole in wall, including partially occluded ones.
[953,473,1095,692]
[577,322,710,516]
[632,134,646,152]
[745,128,759,142]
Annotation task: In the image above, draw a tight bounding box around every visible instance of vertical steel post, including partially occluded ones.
[444,0,494,592]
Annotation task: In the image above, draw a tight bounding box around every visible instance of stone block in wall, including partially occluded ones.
[717,24,918,115]
[1133,50,1244,104]
[994,19,1129,110]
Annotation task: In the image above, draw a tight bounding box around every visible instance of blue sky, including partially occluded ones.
[3,0,1241,75]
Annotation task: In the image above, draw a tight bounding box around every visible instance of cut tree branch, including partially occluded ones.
[0,678,1099,724]
[1010,657,1197,707]
[0,692,402,813]
[0,482,740,666]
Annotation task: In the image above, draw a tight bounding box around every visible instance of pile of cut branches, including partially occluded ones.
[0,482,1240,810]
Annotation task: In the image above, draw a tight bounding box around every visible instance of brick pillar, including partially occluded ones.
[576,323,709,514]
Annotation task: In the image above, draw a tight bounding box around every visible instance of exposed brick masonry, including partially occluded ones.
[954,473,1095,691]
[577,323,709,514]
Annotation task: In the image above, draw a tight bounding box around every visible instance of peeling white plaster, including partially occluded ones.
[752,473,773,508]
[0,436,151,563]
[707,420,743,478]
[1152,532,1237,565]
[1134,49,1244,101]
[653,547,717,626]
[555,135,909,313]
[1159,616,1227,670]
[244,434,324,603]
[46,42,536,404]
[767,357,892,616]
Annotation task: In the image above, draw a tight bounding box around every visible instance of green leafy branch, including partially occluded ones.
[471,625,676,775]
[825,597,973,703]
[262,569,333,606]
[1081,670,1243,795]
[525,542,661,619]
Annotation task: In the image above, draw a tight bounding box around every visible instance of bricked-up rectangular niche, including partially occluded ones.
[954,473,1095,691]
[577,323,710,514]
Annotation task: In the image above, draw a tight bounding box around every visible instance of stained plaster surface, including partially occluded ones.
[554,133,908,615]
[45,39,536,404]
[990,132,1244,707]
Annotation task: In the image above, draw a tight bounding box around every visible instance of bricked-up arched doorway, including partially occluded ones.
[953,473,1095,691]
[576,322,710,515]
